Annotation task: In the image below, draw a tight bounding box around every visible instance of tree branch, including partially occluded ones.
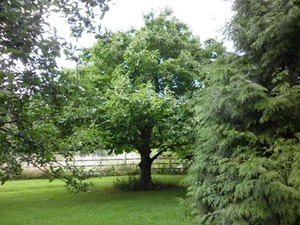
[151,141,188,162]
[151,147,168,162]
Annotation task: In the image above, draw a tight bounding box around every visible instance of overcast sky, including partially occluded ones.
[53,0,233,67]
[102,0,233,41]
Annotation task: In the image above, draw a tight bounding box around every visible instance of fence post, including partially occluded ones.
[169,158,173,173]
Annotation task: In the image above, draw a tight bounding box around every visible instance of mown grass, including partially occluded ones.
[0,175,190,225]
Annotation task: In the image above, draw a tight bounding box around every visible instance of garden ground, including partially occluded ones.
[0,175,190,225]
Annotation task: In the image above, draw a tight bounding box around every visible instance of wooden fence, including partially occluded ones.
[22,153,185,174]
[69,155,184,173]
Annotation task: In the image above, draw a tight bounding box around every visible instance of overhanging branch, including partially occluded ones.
[151,147,167,162]
[150,141,189,162]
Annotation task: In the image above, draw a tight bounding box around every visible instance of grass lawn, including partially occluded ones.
[0,175,190,225]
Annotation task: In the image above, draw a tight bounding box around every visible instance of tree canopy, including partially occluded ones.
[185,1,300,224]
[76,9,205,189]
[0,0,109,190]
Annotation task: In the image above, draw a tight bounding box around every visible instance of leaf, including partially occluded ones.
[4,47,20,55]
[7,73,14,82]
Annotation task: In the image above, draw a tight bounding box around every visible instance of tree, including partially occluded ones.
[0,0,109,190]
[185,1,300,224]
[100,76,188,189]
[125,9,203,96]
[80,9,204,189]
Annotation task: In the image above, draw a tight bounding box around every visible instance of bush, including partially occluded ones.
[113,175,143,191]
[113,175,181,191]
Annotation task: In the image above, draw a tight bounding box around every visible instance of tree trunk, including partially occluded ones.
[138,126,153,190]
[139,151,153,190]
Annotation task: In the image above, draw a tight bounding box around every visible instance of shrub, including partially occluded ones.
[113,175,143,191]
[113,175,181,191]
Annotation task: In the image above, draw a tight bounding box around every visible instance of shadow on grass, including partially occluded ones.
[113,175,184,192]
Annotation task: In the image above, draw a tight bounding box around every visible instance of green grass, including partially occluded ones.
[0,175,190,225]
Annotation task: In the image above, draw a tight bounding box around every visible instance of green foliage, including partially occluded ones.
[99,75,185,154]
[76,9,204,188]
[185,62,300,224]
[229,0,300,85]
[113,175,180,191]
[0,0,109,188]
[86,9,204,96]
[185,1,300,224]
[113,175,144,191]
[127,9,203,96]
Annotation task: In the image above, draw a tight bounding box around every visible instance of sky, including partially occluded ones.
[102,0,233,42]
[53,0,234,68]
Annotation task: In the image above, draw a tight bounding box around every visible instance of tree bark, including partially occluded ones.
[138,151,153,190]
[138,126,153,190]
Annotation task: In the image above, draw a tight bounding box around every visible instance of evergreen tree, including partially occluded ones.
[185,1,300,224]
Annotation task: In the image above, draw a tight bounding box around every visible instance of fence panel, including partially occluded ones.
[22,154,185,174]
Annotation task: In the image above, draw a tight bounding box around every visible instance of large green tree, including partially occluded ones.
[0,0,109,189]
[79,9,204,189]
[185,1,300,224]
